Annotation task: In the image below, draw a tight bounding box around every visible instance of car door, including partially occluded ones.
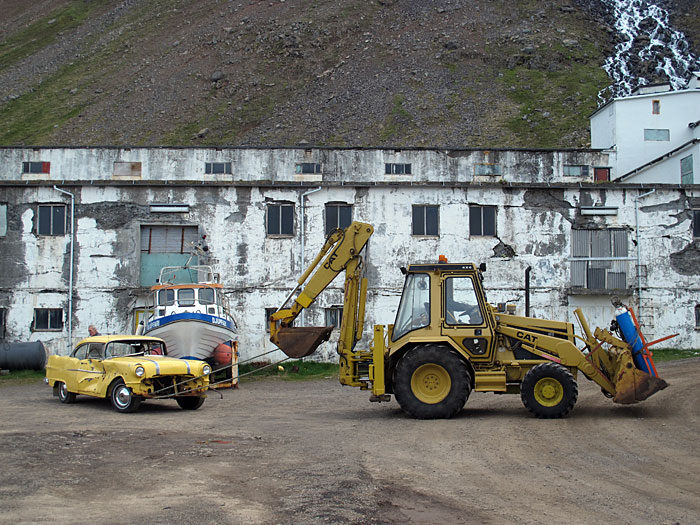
[74,343,107,396]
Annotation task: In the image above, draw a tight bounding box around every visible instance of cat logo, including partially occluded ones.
[516,331,538,344]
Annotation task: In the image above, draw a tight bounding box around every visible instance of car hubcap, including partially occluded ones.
[411,363,451,404]
[113,385,131,408]
[534,378,564,406]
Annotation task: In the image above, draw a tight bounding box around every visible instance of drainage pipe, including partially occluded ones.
[53,186,75,353]
[299,187,322,326]
[634,189,655,318]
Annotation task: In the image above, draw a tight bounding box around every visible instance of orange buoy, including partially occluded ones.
[213,342,233,365]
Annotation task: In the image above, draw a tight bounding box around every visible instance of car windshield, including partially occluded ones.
[105,341,165,358]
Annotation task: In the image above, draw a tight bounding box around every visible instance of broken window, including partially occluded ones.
[33,308,63,331]
[267,203,294,236]
[295,163,321,174]
[412,205,439,236]
[325,306,343,328]
[681,155,693,185]
[474,163,502,176]
[570,229,630,290]
[325,203,352,236]
[22,161,50,174]
[37,204,66,236]
[385,163,412,175]
[644,129,670,141]
[469,205,496,237]
[205,162,232,175]
[693,209,700,239]
[563,165,589,177]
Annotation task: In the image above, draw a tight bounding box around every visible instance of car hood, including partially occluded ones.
[106,356,207,376]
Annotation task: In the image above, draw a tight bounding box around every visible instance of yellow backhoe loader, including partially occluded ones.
[270,221,670,418]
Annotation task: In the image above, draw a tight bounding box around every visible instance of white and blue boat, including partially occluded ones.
[140,265,238,362]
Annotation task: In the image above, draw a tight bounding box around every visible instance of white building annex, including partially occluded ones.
[0,144,698,361]
[591,71,700,184]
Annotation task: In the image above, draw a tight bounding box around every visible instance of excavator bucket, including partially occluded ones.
[612,351,669,404]
[273,326,334,359]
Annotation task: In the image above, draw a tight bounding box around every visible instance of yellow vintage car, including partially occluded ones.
[45,335,211,412]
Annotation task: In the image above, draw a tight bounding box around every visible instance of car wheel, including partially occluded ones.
[57,382,76,404]
[521,362,578,418]
[110,379,142,413]
[393,345,471,419]
[176,396,205,410]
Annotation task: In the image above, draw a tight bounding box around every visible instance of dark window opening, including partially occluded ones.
[325,306,343,328]
[265,307,278,333]
[267,204,294,235]
[693,209,700,239]
[412,205,439,236]
[33,308,63,331]
[469,205,496,236]
[325,204,352,236]
[205,162,232,175]
[295,163,322,174]
[0,308,6,340]
[23,161,50,174]
[385,163,412,175]
[37,204,66,236]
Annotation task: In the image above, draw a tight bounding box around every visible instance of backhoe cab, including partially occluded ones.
[270,221,671,419]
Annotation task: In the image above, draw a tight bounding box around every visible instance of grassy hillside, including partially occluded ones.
[0,0,696,148]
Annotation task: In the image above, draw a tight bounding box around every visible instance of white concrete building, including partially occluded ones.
[591,71,700,182]
[0,146,698,361]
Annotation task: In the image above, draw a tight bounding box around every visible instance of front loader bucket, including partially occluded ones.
[273,326,334,359]
[613,357,669,405]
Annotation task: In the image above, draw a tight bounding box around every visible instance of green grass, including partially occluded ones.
[238,360,339,382]
[648,348,700,362]
[0,0,107,70]
[0,370,46,386]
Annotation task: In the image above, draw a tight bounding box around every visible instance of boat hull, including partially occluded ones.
[144,313,237,361]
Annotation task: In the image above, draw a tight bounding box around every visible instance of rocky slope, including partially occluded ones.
[0,0,697,148]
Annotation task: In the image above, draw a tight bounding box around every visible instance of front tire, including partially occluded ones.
[393,345,471,419]
[176,396,205,410]
[521,362,578,418]
[57,382,76,404]
[110,379,142,413]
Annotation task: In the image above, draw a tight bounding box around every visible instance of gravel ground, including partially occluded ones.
[1,358,699,524]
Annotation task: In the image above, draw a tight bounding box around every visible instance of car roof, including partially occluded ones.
[75,335,166,346]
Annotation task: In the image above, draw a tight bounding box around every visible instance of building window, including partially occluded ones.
[267,203,294,236]
[469,205,496,237]
[652,100,660,114]
[412,205,439,236]
[0,204,6,237]
[563,165,589,177]
[0,308,6,340]
[474,163,502,176]
[644,129,670,141]
[325,203,352,236]
[295,163,321,174]
[594,167,611,182]
[570,229,630,290]
[33,308,63,331]
[113,162,142,178]
[140,225,200,286]
[37,204,66,236]
[693,209,700,238]
[696,305,700,329]
[325,306,343,328]
[265,308,277,333]
[681,155,693,185]
[385,163,411,175]
[22,161,50,174]
[205,162,232,175]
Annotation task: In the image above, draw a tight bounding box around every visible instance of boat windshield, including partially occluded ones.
[178,288,195,306]
[158,289,174,306]
[198,288,215,305]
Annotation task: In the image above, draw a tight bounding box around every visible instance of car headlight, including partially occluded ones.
[135,366,145,377]
[202,364,211,376]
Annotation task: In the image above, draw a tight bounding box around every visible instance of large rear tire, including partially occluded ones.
[57,382,76,404]
[393,345,471,419]
[521,362,578,418]
[110,379,142,413]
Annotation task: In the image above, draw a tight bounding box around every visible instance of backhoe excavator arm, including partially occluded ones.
[269,222,374,358]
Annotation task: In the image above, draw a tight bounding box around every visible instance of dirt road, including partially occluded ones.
[1,359,699,525]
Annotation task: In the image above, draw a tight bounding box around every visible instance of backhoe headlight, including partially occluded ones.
[135,366,145,377]
[202,365,211,376]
